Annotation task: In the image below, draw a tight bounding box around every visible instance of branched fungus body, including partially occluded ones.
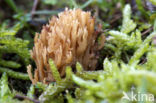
[28,9,98,84]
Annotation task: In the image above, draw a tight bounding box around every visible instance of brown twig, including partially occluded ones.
[142,26,153,36]
[14,94,40,103]
[110,14,122,24]
[31,0,39,18]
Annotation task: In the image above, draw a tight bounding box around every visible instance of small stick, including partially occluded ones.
[110,14,122,24]
[31,0,39,18]
[14,94,40,103]
[142,27,153,36]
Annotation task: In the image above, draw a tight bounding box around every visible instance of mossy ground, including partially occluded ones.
[0,0,156,103]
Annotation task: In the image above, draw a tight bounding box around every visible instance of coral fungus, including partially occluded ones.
[27,8,98,84]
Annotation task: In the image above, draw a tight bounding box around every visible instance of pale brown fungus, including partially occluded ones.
[27,8,99,84]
